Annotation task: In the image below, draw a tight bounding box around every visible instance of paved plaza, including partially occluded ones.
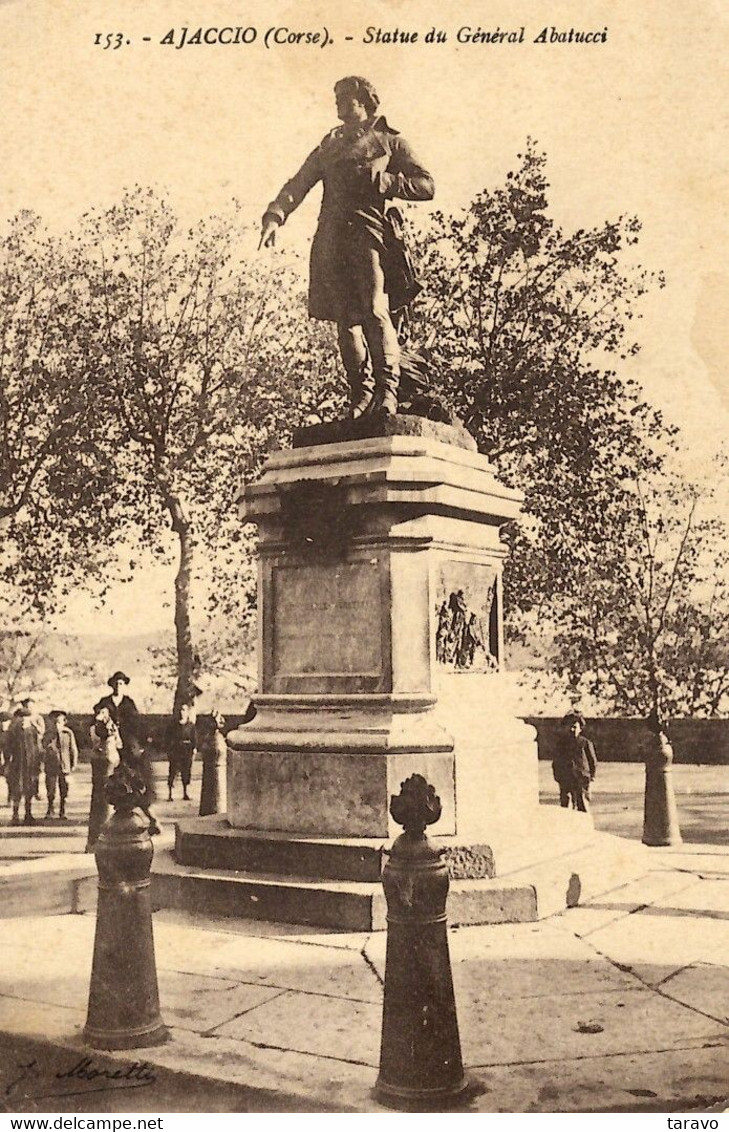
[1,760,726,863]
[0,761,726,1112]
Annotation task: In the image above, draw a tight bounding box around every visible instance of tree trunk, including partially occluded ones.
[165,491,198,715]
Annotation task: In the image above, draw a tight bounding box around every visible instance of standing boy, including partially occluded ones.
[166,701,197,802]
[553,712,598,813]
[43,710,79,820]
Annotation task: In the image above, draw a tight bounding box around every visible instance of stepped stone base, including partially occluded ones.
[153,813,649,931]
[291,413,477,452]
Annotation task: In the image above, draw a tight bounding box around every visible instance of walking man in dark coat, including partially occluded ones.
[260,76,434,419]
[553,712,598,813]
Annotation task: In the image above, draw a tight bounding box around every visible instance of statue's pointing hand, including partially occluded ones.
[258,215,279,251]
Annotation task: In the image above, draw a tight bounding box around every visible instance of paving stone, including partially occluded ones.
[155,970,284,1032]
[449,921,572,961]
[584,906,729,983]
[461,986,725,1067]
[253,957,382,1004]
[277,930,373,951]
[552,905,639,938]
[154,922,381,1002]
[365,918,601,976]
[0,994,85,1039]
[153,907,370,947]
[662,878,729,915]
[453,954,634,1002]
[213,990,382,1067]
[0,966,283,1037]
[662,853,729,877]
[0,916,94,992]
[204,951,382,1005]
[600,871,703,908]
[470,1042,729,1112]
[551,874,705,937]
[658,963,729,1023]
[0,974,88,1015]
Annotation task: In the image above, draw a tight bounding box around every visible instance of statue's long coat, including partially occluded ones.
[265,116,434,323]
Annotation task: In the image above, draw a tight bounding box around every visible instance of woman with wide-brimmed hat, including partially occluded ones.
[93,672,161,834]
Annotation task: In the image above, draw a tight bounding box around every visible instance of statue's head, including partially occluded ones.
[334,76,380,123]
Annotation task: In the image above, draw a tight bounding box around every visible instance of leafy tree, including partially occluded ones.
[70,188,338,709]
[410,141,672,623]
[0,595,50,706]
[0,213,117,609]
[147,612,257,702]
[544,464,729,722]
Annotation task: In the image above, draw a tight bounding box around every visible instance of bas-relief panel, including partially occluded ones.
[435,560,500,672]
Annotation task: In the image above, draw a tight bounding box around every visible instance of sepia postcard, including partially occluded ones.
[0,0,728,1118]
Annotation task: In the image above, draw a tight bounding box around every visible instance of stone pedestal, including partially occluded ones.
[166,417,646,930]
[226,418,536,844]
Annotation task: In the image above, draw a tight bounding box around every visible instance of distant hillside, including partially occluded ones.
[1,627,171,713]
[1,627,252,713]
[64,630,172,672]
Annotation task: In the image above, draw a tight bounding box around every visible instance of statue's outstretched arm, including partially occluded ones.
[263,146,323,227]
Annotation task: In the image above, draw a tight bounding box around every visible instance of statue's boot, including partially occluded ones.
[367,369,400,418]
[350,365,376,419]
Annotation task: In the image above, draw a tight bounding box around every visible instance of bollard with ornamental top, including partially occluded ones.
[84,764,168,1050]
[642,718,682,847]
[376,774,466,1108]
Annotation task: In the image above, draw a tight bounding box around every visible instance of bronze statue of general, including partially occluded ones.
[259,76,434,420]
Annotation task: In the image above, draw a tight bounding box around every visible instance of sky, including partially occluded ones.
[2,0,728,635]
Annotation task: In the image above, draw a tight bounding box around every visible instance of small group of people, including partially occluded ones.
[0,697,78,825]
[87,676,230,848]
[166,702,229,815]
[1,669,235,850]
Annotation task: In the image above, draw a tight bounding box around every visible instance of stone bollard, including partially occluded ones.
[642,726,682,847]
[84,765,168,1050]
[199,713,227,817]
[376,774,466,1108]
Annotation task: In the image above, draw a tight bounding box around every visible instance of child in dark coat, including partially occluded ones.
[166,701,197,802]
[553,712,597,813]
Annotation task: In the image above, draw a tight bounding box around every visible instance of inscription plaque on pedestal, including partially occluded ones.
[266,559,388,693]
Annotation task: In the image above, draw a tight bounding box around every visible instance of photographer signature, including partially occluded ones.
[3,1056,156,1103]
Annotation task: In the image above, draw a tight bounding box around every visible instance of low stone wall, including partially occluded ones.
[51,712,729,765]
[526,716,729,765]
